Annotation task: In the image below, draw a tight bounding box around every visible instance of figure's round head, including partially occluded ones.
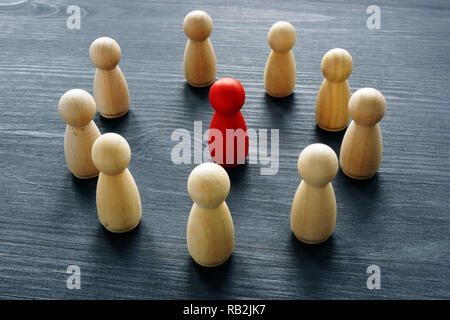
[268,21,296,53]
[209,77,245,115]
[89,37,121,70]
[349,88,386,126]
[321,48,353,82]
[187,162,230,209]
[91,133,131,175]
[183,10,213,41]
[58,89,96,127]
[297,143,338,187]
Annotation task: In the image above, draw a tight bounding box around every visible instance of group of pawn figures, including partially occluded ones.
[58,10,386,267]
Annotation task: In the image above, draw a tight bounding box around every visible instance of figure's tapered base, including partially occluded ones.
[342,168,376,180]
[211,158,247,168]
[186,79,215,88]
[292,231,331,245]
[218,162,245,168]
[317,122,348,132]
[265,89,293,98]
[72,171,99,179]
[103,220,140,233]
[192,255,231,268]
[99,108,129,119]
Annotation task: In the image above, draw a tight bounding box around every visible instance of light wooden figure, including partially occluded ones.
[187,163,234,267]
[264,21,296,98]
[340,88,386,180]
[183,10,216,87]
[290,143,338,244]
[90,37,130,118]
[315,48,353,131]
[58,89,100,179]
[92,133,141,233]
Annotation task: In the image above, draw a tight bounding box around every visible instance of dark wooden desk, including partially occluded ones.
[0,0,449,299]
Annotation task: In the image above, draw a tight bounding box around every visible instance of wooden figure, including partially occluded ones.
[58,89,101,179]
[187,163,234,267]
[183,10,216,87]
[291,143,338,244]
[264,21,296,98]
[90,37,130,118]
[340,88,386,180]
[91,133,141,233]
[315,48,353,131]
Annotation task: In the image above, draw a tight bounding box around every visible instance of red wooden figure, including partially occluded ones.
[208,77,249,167]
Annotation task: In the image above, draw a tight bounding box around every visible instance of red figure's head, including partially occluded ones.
[209,78,245,115]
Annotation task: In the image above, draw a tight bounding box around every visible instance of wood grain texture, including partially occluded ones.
[187,163,234,267]
[264,21,297,97]
[92,133,142,233]
[183,10,217,87]
[58,89,100,179]
[90,37,130,118]
[315,48,353,131]
[0,0,449,299]
[291,143,338,244]
[340,88,386,179]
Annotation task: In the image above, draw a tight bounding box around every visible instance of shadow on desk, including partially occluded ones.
[338,171,383,219]
[225,163,249,185]
[97,109,131,133]
[186,256,234,294]
[312,125,346,156]
[182,82,212,100]
[71,174,97,200]
[182,82,212,112]
[288,234,337,293]
[262,93,297,125]
[90,223,146,267]
[289,234,336,263]
[100,222,142,249]
[263,92,297,110]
